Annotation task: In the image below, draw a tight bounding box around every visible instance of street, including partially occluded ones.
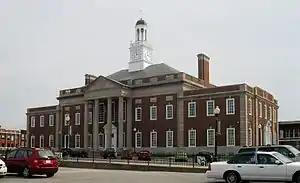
[1,167,283,183]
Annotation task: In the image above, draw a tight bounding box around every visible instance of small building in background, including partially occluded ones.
[279,120,300,149]
[0,125,26,149]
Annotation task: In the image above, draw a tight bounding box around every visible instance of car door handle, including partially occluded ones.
[237,166,242,168]
[259,166,264,168]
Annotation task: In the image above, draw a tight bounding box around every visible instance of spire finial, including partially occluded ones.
[139,9,143,19]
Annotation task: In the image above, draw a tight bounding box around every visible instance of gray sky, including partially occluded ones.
[0,0,299,129]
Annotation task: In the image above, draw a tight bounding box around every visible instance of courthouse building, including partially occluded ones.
[26,18,279,153]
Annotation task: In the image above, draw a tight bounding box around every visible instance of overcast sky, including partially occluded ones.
[0,0,299,129]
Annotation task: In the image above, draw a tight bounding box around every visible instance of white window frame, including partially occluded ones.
[30,135,35,148]
[166,130,173,148]
[188,129,196,147]
[64,114,69,126]
[206,100,215,116]
[150,106,157,120]
[75,134,80,148]
[39,135,44,148]
[135,131,142,148]
[135,107,142,121]
[99,103,105,123]
[264,104,267,119]
[226,98,235,115]
[48,134,54,147]
[188,102,196,118]
[88,112,93,124]
[166,104,174,119]
[30,116,35,127]
[64,134,69,148]
[49,114,54,126]
[150,131,157,148]
[75,113,80,125]
[40,116,44,127]
[207,129,215,147]
[259,102,262,118]
[226,128,236,146]
[248,98,252,115]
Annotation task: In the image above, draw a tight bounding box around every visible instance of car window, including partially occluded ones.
[6,150,17,158]
[274,147,293,157]
[37,150,55,158]
[238,148,256,153]
[26,150,33,157]
[15,150,26,158]
[258,147,274,152]
[257,154,278,164]
[228,153,255,164]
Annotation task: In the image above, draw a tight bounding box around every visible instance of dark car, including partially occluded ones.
[137,150,151,161]
[4,147,58,178]
[60,148,88,158]
[238,145,300,161]
[103,148,117,159]
[195,152,213,165]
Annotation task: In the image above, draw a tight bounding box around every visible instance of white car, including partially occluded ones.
[206,151,300,183]
[0,159,7,178]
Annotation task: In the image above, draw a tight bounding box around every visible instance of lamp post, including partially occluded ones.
[65,114,71,149]
[133,128,137,153]
[213,106,221,162]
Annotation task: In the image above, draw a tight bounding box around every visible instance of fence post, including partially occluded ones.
[147,160,150,166]
[92,150,95,163]
[168,157,171,167]
[192,154,195,168]
[77,156,79,162]
[109,157,111,164]
[127,158,129,164]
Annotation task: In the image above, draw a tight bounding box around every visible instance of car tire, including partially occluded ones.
[46,173,55,178]
[22,167,31,178]
[294,174,300,183]
[224,171,240,183]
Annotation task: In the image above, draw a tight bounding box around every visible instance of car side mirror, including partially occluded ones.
[275,160,282,165]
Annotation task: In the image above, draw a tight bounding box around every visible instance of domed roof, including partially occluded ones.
[136,18,147,26]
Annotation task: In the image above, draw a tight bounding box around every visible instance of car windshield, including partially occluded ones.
[286,145,300,155]
[273,152,293,163]
[38,150,55,158]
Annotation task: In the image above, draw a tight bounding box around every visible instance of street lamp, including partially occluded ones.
[65,114,71,149]
[133,128,137,152]
[213,106,221,162]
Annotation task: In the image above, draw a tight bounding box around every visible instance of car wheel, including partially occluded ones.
[22,167,31,178]
[46,173,55,178]
[294,174,300,183]
[224,171,240,183]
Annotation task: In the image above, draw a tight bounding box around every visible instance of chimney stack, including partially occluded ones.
[197,53,210,87]
[85,74,97,85]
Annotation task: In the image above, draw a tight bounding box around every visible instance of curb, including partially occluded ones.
[60,161,208,173]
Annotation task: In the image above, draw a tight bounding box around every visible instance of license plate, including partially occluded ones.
[45,160,51,164]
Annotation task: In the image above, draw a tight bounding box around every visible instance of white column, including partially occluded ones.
[93,100,99,150]
[84,101,89,150]
[118,97,124,148]
[107,98,112,148]
[126,98,132,148]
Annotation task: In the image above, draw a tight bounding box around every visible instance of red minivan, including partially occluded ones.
[4,147,58,178]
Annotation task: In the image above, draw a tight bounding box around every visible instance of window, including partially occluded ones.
[226,98,235,115]
[188,102,196,117]
[6,150,17,159]
[166,104,173,119]
[150,106,157,120]
[40,116,44,127]
[88,112,93,124]
[257,154,278,164]
[188,129,196,147]
[150,131,157,148]
[88,134,92,148]
[269,106,272,120]
[166,130,173,147]
[75,113,80,125]
[99,103,105,123]
[206,100,215,116]
[135,132,142,148]
[99,133,104,148]
[112,101,116,122]
[39,135,44,148]
[248,98,252,115]
[49,115,54,126]
[64,135,69,148]
[123,101,127,121]
[30,117,36,127]
[264,104,267,119]
[48,134,54,147]
[135,107,142,121]
[226,128,236,146]
[207,129,215,147]
[30,136,35,148]
[75,134,80,148]
[228,153,255,164]
[279,130,284,138]
[259,102,262,118]
[64,114,69,126]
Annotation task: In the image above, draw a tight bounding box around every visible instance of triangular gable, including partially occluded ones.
[85,75,128,92]
[103,123,117,130]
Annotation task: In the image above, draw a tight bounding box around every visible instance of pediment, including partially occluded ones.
[103,123,117,130]
[85,76,125,92]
